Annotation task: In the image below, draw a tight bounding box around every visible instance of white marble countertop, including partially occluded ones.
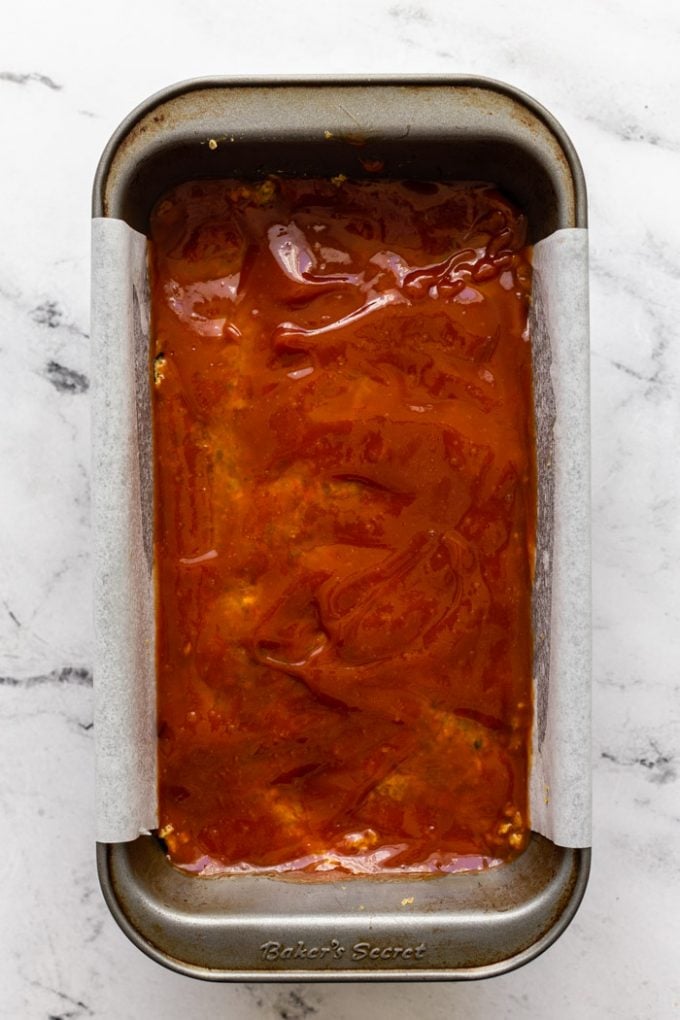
[1,1,679,1017]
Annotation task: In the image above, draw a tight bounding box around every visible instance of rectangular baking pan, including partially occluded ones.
[92,76,590,981]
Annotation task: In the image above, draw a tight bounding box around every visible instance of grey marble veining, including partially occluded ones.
[1,0,679,1016]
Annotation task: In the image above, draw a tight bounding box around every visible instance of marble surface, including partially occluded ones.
[1,1,679,1017]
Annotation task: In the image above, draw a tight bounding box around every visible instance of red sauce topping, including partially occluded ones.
[150,178,534,874]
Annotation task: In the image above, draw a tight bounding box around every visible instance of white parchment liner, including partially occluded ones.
[92,218,591,848]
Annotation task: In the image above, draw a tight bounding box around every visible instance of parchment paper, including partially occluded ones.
[529,228,591,847]
[92,219,156,842]
[91,218,591,848]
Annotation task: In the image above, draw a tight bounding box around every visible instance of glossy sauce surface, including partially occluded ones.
[150,178,535,874]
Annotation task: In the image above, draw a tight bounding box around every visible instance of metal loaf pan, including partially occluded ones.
[93,76,589,981]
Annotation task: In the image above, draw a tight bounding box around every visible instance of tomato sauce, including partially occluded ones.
[150,177,535,874]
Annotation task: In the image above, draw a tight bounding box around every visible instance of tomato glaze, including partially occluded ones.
[150,178,535,874]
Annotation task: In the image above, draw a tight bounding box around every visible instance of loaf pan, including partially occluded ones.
[92,76,590,981]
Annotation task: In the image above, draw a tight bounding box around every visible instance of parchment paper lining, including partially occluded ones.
[92,219,591,848]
